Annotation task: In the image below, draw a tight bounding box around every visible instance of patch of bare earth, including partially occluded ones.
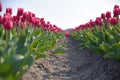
[22,37,120,80]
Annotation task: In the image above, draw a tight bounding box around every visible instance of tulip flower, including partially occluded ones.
[0,2,2,12]
[106,11,111,19]
[114,5,119,9]
[17,8,24,16]
[89,19,95,27]
[109,17,117,25]
[21,16,25,22]
[95,17,103,26]
[6,8,12,15]
[65,32,70,38]
[3,21,13,30]
[113,8,120,17]
[23,12,28,20]
[101,13,106,20]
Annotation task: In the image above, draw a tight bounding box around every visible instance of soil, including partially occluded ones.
[22,37,120,80]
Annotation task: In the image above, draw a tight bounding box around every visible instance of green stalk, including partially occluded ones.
[6,30,8,47]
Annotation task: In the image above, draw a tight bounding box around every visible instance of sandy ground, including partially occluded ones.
[22,37,120,80]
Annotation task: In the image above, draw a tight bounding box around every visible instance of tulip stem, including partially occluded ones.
[6,30,8,47]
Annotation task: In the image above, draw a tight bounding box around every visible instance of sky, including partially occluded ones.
[1,0,120,30]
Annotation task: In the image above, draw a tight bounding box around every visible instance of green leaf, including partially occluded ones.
[0,54,33,80]
[99,42,109,52]
[87,43,103,55]
[104,52,120,60]
[110,42,120,52]
[53,47,65,54]
[30,40,39,48]
[35,53,48,59]
[16,35,28,55]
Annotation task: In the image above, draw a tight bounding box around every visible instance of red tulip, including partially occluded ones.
[47,21,50,24]
[21,16,25,22]
[114,5,119,9]
[95,17,103,26]
[106,11,111,19]
[3,21,13,30]
[65,32,70,37]
[2,14,12,23]
[17,8,24,16]
[101,13,106,19]
[0,2,2,12]
[109,17,117,25]
[28,12,34,19]
[6,8,12,15]
[32,13,35,17]
[13,16,18,25]
[85,23,90,28]
[113,8,120,17]
[89,20,95,27]
[23,12,28,20]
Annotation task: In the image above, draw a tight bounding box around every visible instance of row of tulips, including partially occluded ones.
[0,2,64,80]
[71,4,120,60]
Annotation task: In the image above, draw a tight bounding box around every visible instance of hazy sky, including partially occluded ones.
[1,0,120,29]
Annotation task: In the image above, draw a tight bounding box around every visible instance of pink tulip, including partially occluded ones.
[2,14,12,23]
[23,12,28,20]
[89,20,95,27]
[3,21,13,30]
[17,8,24,16]
[114,5,119,9]
[113,8,120,17]
[65,32,70,38]
[21,16,25,22]
[6,8,12,15]
[101,13,106,19]
[109,17,117,25]
[13,16,17,25]
[106,11,111,19]
[95,17,103,26]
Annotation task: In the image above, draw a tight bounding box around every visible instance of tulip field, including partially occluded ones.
[71,5,120,60]
[0,2,65,80]
[0,1,120,80]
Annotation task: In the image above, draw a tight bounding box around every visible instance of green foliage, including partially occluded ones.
[53,47,65,54]
[0,25,64,79]
[71,24,120,60]
[52,40,66,54]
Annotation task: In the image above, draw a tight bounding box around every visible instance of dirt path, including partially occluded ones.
[22,37,120,80]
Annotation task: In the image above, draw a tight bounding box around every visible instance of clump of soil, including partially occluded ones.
[22,37,120,80]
